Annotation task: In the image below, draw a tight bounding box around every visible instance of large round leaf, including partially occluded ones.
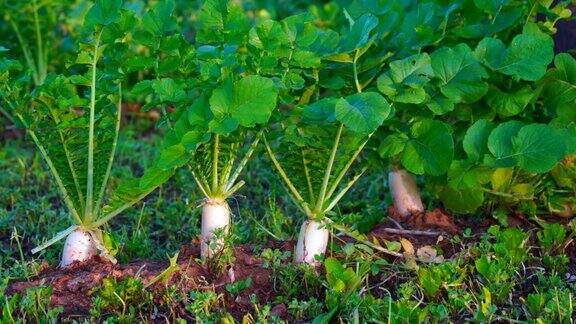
[512,124,566,173]
[463,119,494,161]
[487,120,524,167]
[401,119,454,176]
[485,86,533,117]
[303,98,337,124]
[209,75,278,134]
[431,44,488,103]
[335,92,391,135]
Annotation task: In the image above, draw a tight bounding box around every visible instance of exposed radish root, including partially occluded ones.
[389,169,424,218]
[60,229,97,268]
[294,219,329,265]
[201,198,231,258]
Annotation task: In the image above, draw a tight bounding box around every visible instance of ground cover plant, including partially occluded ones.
[0,0,575,322]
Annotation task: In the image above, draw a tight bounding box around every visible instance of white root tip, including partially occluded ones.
[201,199,231,258]
[60,229,97,268]
[294,219,329,265]
[388,169,425,218]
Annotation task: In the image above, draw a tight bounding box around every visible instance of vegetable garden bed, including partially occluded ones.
[1,0,575,322]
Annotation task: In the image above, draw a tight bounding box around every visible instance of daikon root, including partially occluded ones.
[294,219,329,265]
[201,198,231,258]
[389,169,425,218]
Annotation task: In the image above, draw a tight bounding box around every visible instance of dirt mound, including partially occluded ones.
[7,243,277,318]
[388,206,460,233]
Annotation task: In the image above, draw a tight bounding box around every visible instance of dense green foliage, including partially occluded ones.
[0,0,575,321]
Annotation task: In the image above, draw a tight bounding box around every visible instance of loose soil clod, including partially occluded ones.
[388,206,460,233]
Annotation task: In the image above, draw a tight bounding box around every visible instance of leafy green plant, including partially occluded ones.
[186,290,223,322]
[90,277,153,322]
[523,289,574,323]
[1,287,63,323]
[418,261,465,300]
[287,297,323,321]
[474,226,528,303]
[262,11,393,263]
[537,222,571,273]
[225,277,252,295]
[135,0,288,259]
[354,0,575,218]
[2,0,56,86]
[1,0,167,266]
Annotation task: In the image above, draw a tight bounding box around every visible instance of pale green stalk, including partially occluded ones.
[315,123,343,213]
[263,136,311,216]
[15,112,83,225]
[211,134,220,194]
[189,166,211,198]
[324,135,371,203]
[92,186,159,228]
[225,131,263,192]
[9,19,39,85]
[301,148,316,204]
[93,85,123,218]
[324,167,367,213]
[85,30,103,223]
[31,225,78,254]
[353,49,362,93]
[32,0,46,83]
[226,180,246,197]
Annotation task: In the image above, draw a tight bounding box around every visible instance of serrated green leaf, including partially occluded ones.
[142,0,178,37]
[377,134,406,158]
[209,76,278,133]
[151,78,186,103]
[338,13,378,52]
[140,167,174,190]
[292,50,321,68]
[302,98,337,124]
[475,24,554,81]
[85,0,122,27]
[196,0,249,44]
[377,53,432,104]
[542,53,576,121]
[157,144,189,169]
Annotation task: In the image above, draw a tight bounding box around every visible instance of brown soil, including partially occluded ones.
[8,207,566,321]
[6,243,281,320]
[388,206,460,233]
